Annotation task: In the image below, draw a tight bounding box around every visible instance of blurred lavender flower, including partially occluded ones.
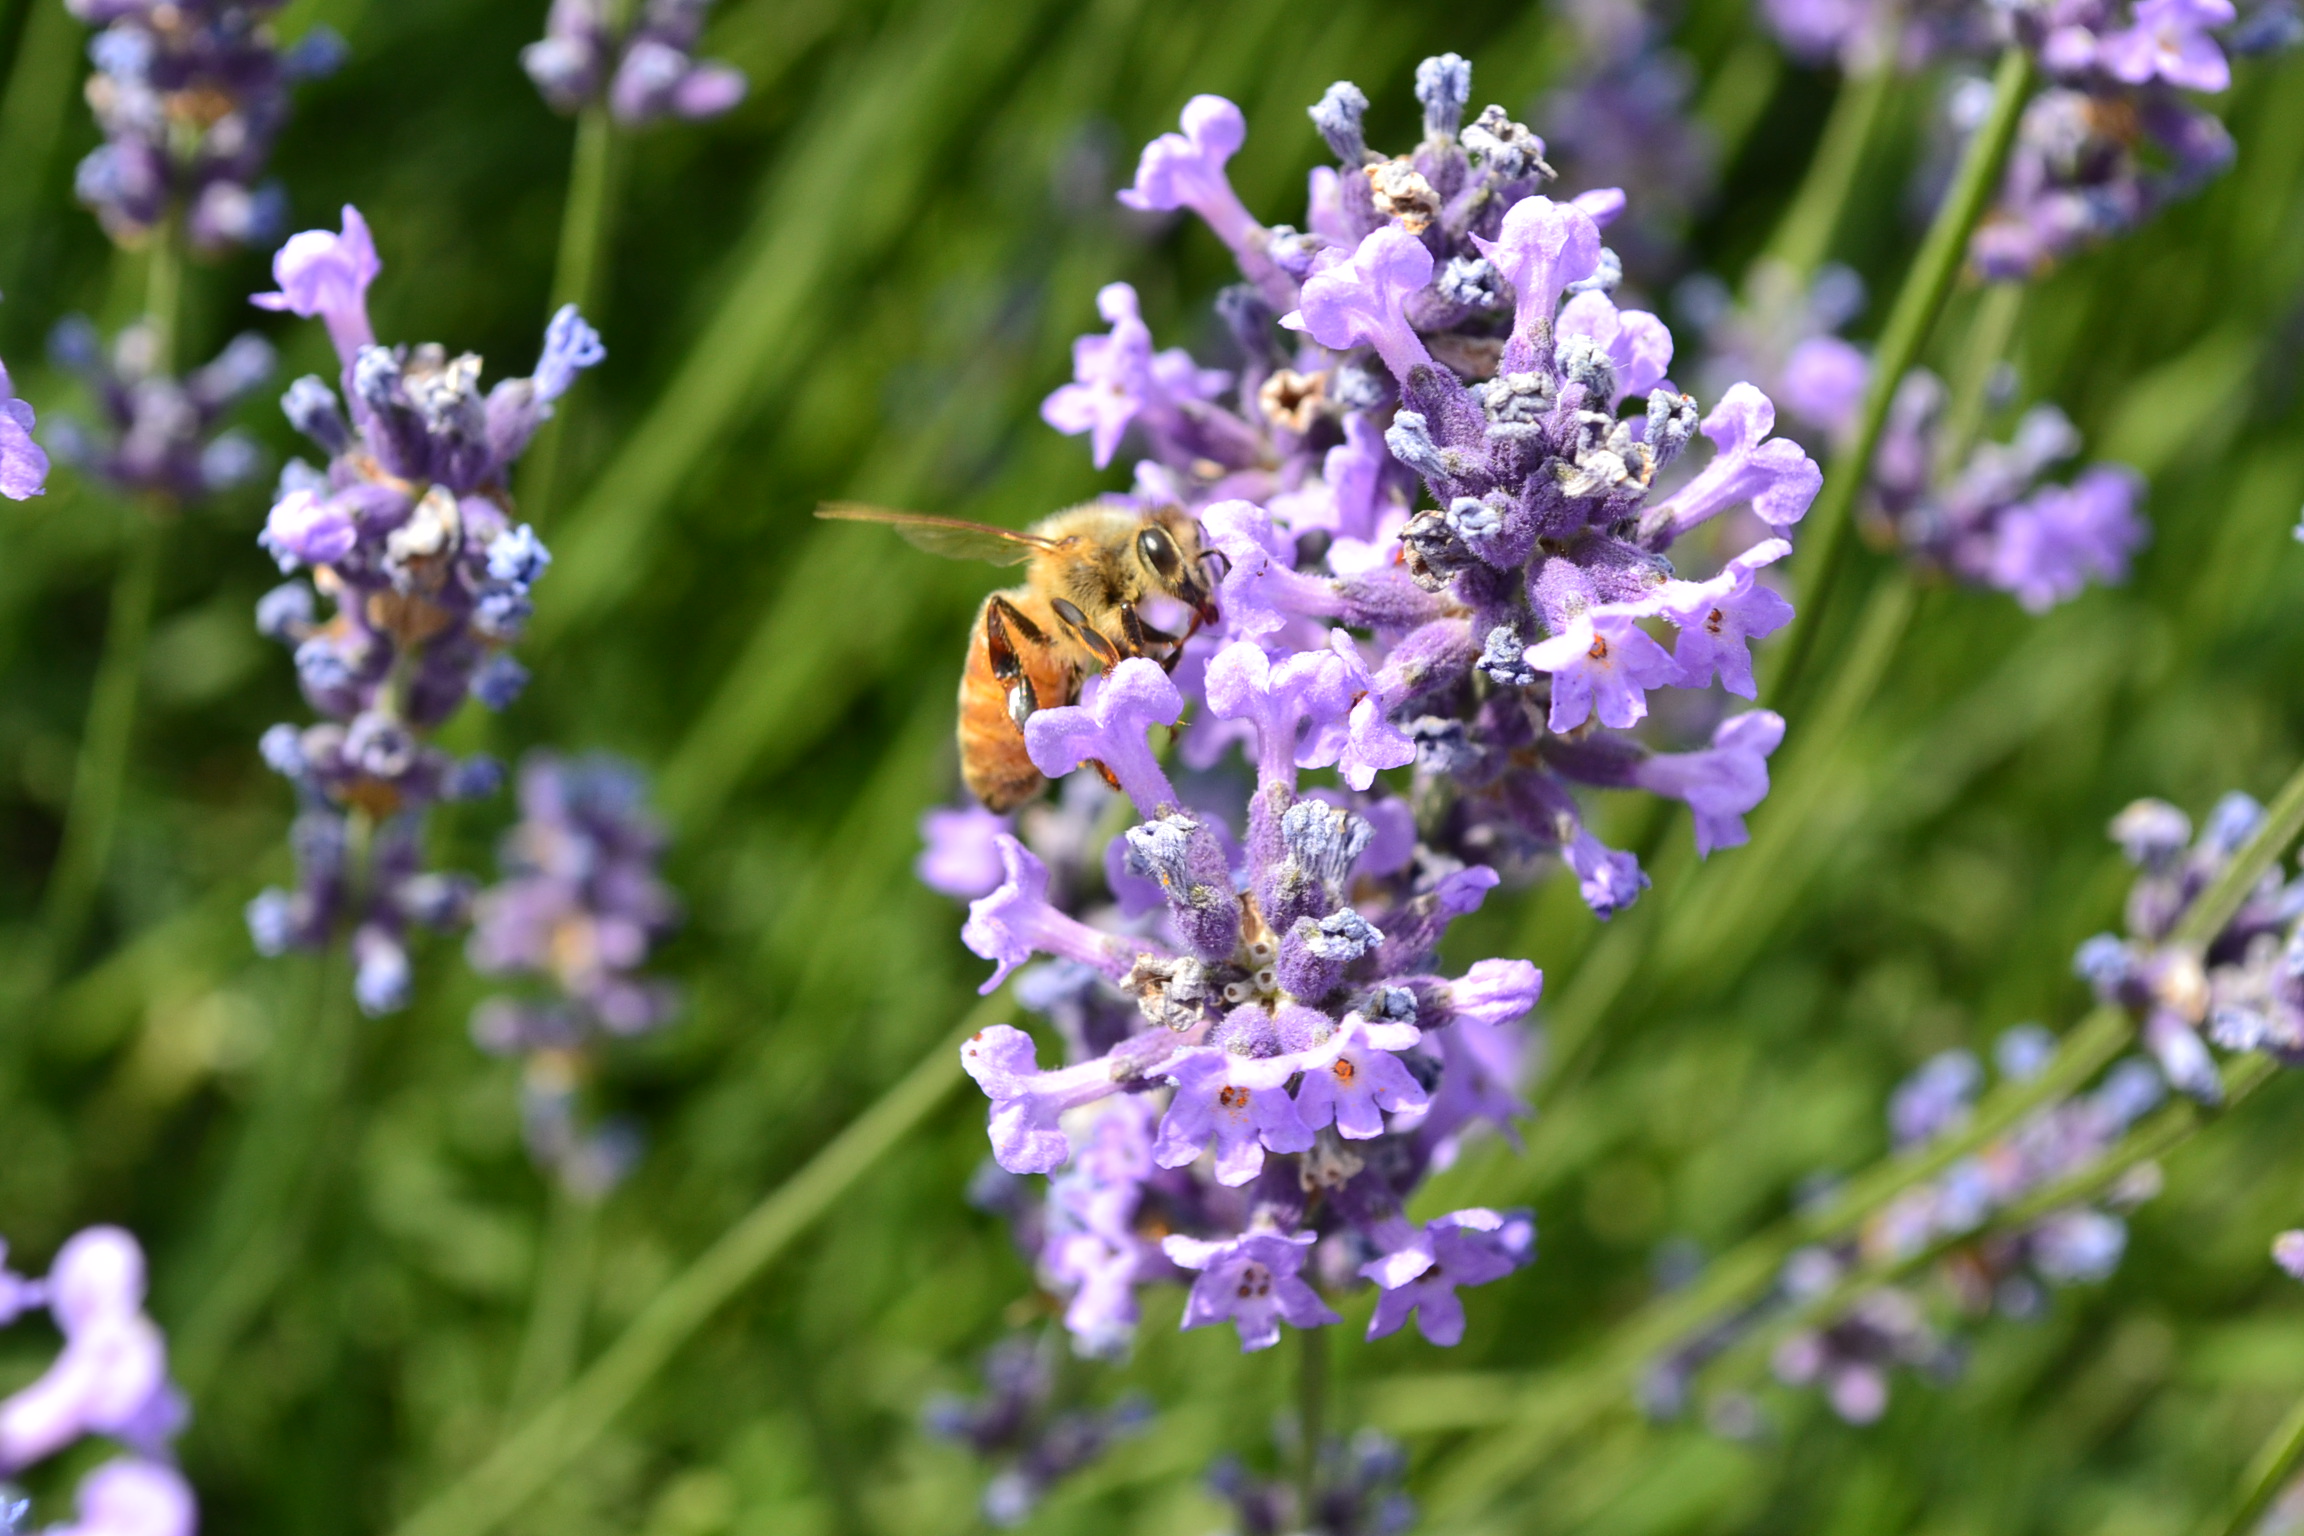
[1206,1429,1417,1536]
[923,1333,1151,1526]
[2079,793,2304,1099]
[1678,261,1873,447]
[244,207,604,1014]
[0,356,49,501]
[0,1227,196,1536]
[44,316,272,503]
[70,0,343,252]
[1865,372,2148,610]
[1967,0,2300,276]
[523,0,747,124]
[1759,0,1996,71]
[468,752,681,1194]
[1652,1033,2166,1425]
[2275,1230,2304,1279]
[1537,0,1718,284]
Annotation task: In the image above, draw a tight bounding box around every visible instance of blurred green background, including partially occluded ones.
[2,0,2304,1531]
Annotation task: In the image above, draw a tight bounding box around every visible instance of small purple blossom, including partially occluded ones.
[45,320,273,503]
[1025,660,1185,816]
[0,358,49,501]
[1117,95,1259,255]
[0,1226,191,1534]
[252,204,380,364]
[2275,1230,2304,1280]
[1656,538,1794,698]
[2099,0,2238,86]
[1041,283,1229,469]
[1284,226,1436,379]
[1525,607,1680,732]
[1292,1016,1428,1139]
[1642,384,1823,538]
[1164,1230,1340,1352]
[920,806,1014,899]
[1154,1048,1317,1186]
[1629,711,1786,857]
[1363,1209,1534,1345]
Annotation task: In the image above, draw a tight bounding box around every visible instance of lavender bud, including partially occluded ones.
[1478,623,1535,687]
[1309,81,1370,165]
[1414,54,1472,139]
[255,582,315,642]
[282,375,351,454]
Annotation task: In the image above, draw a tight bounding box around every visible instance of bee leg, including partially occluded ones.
[1116,603,1190,675]
[1085,759,1124,793]
[1049,596,1123,668]
[985,597,1046,738]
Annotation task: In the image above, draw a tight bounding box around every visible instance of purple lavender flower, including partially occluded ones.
[44,318,271,503]
[1165,1230,1341,1352]
[0,358,50,501]
[1537,0,1718,285]
[1867,373,2148,611]
[1363,1208,1535,1345]
[1206,1429,1416,1536]
[523,0,747,124]
[924,1334,1151,1527]
[467,753,679,1193]
[1679,262,1871,448]
[246,209,603,1014]
[0,1226,194,1536]
[2080,792,2304,1097]
[2276,1230,2304,1280]
[70,0,342,252]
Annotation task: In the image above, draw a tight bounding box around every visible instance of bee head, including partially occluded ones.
[1137,512,1219,625]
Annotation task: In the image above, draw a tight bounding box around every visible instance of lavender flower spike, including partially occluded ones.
[252,205,381,365]
[1024,659,1185,815]
[1283,226,1436,379]
[0,358,49,501]
[1118,95,1260,256]
[1641,383,1823,539]
[1164,1230,1340,1351]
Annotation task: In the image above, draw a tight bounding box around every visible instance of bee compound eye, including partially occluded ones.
[1137,526,1182,579]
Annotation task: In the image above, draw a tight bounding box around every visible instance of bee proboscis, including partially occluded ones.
[815,501,1219,811]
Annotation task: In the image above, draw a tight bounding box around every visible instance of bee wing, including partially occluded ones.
[815,502,1054,567]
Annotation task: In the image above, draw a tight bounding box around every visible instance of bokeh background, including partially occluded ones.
[2,0,2304,1531]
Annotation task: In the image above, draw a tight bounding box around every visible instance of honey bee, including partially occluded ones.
[815,500,1220,811]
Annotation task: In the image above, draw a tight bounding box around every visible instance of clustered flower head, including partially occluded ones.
[1972,0,2299,276]
[1648,1029,2167,1426]
[2078,793,2304,1100]
[1206,1428,1417,1536]
[1865,370,2147,610]
[70,0,344,252]
[468,752,681,1196]
[242,206,605,1016]
[0,1227,195,1536]
[0,355,49,502]
[1760,0,1999,72]
[522,0,747,124]
[1049,58,1818,917]
[922,1333,1152,1527]
[44,316,272,504]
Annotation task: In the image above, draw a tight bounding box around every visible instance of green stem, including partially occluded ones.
[519,105,624,527]
[1768,45,2033,709]
[390,999,1002,1536]
[2209,1376,2304,1536]
[504,1183,601,1420]
[37,236,185,970]
[1934,281,2026,480]
[38,513,163,971]
[1298,1322,1329,1520]
[1764,65,1894,280]
[173,892,363,1392]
